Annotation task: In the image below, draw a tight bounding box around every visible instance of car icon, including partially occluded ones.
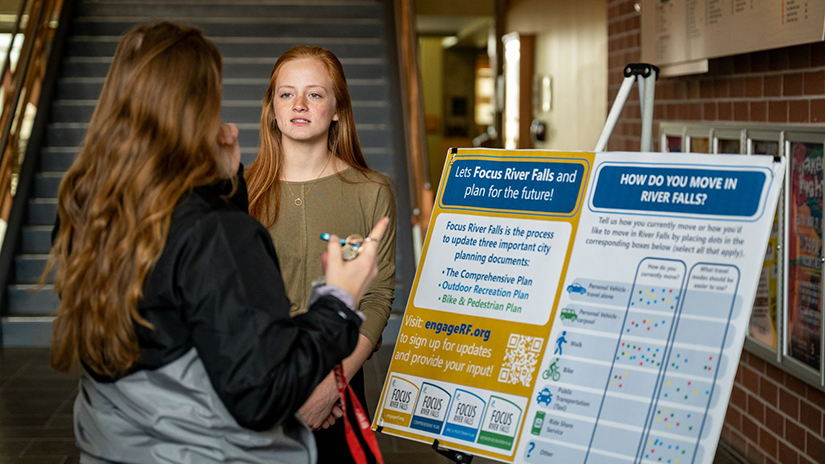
[566,283,586,294]
[536,387,553,406]
[560,308,578,322]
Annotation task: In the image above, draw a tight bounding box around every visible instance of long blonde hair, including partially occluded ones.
[245,46,382,227]
[49,22,225,377]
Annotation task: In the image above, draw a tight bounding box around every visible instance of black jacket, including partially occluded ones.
[59,172,362,432]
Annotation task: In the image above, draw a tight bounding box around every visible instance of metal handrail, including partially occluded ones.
[0,0,30,128]
[0,0,76,340]
[0,0,57,222]
[395,0,433,258]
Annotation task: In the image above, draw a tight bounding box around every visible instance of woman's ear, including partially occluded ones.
[333,112,339,122]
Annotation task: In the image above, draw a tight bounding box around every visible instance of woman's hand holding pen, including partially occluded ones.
[304,218,388,429]
[324,217,389,304]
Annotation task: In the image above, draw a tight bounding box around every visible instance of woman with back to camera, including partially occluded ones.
[245,47,396,462]
[48,22,386,464]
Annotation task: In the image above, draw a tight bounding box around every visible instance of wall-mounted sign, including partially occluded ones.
[641,0,825,74]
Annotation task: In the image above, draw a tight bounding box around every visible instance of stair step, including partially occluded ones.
[44,101,94,122]
[27,198,58,226]
[55,77,388,102]
[61,56,387,80]
[5,282,402,318]
[34,173,64,198]
[66,37,386,59]
[71,17,384,39]
[39,148,77,171]
[37,147,318,172]
[15,254,50,284]
[362,150,394,173]
[0,317,54,347]
[51,99,391,125]
[76,2,383,20]
[37,144,394,172]
[44,123,263,149]
[7,282,400,317]
[215,40,388,60]
[219,101,391,125]
[20,226,55,254]
[36,150,392,173]
[6,285,60,317]
[46,123,391,152]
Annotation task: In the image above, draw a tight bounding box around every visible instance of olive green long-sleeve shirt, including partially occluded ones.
[267,167,396,349]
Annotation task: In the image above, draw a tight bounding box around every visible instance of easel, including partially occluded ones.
[595,63,660,152]
[421,62,660,464]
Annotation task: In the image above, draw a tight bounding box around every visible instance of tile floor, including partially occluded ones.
[0,346,741,464]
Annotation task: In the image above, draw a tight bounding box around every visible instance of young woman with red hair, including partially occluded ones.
[245,47,396,462]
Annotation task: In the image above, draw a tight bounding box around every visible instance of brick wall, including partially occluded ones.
[608,0,825,151]
[607,1,825,462]
[729,351,825,464]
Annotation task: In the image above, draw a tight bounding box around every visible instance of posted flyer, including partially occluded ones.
[374,149,785,464]
[748,143,782,349]
[788,142,823,370]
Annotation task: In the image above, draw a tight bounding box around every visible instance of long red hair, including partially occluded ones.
[48,22,225,377]
[245,46,383,227]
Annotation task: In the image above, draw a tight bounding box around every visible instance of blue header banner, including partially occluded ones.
[590,164,769,218]
[441,158,586,215]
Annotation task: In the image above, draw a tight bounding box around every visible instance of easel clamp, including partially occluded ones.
[623,63,660,79]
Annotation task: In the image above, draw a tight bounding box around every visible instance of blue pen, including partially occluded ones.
[320,233,348,246]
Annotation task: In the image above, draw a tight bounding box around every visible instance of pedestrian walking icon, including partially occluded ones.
[554,331,568,356]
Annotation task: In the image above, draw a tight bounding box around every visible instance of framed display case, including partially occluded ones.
[660,124,685,153]
[784,132,824,386]
[658,122,825,390]
[745,129,784,365]
[713,128,745,154]
[685,126,713,153]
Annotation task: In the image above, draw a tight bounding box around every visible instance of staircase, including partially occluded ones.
[1,0,414,345]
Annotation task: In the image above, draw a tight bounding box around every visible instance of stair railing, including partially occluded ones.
[0,0,63,244]
[395,0,433,264]
[0,0,75,338]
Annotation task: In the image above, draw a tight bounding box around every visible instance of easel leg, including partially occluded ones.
[432,439,474,463]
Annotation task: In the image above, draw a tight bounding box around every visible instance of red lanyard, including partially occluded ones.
[332,363,384,464]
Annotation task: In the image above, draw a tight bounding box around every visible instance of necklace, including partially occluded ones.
[283,156,332,206]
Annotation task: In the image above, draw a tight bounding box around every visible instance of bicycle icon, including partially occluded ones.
[542,358,561,381]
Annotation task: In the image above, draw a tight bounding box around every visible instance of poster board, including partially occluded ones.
[373,148,785,463]
[641,0,825,71]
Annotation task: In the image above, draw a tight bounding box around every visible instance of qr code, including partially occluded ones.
[497,334,543,387]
